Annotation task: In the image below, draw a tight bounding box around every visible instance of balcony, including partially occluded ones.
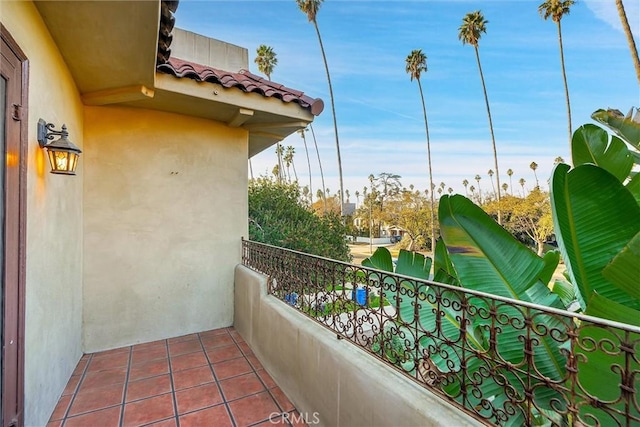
[48,240,639,426]
[237,240,640,426]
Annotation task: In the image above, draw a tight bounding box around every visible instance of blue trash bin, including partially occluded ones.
[352,287,367,306]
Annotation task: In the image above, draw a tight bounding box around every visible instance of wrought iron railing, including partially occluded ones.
[241,240,640,426]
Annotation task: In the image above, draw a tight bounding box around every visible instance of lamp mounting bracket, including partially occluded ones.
[37,119,69,148]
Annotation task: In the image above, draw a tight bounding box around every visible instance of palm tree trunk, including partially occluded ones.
[310,124,327,213]
[313,20,344,216]
[301,131,313,204]
[292,161,298,182]
[417,78,437,254]
[474,45,502,224]
[616,0,640,85]
[557,21,572,143]
[276,142,284,183]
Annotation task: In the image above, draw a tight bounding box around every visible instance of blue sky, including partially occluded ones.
[176,0,639,199]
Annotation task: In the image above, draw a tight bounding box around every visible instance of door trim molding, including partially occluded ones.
[1,22,28,427]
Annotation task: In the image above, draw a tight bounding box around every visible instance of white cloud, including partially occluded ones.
[584,0,639,38]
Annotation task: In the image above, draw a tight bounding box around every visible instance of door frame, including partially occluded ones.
[1,23,28,427]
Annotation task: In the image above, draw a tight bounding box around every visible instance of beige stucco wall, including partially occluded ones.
[2,2,85,425]
[234,265,483,427]
[83,106,247,352]
[172,28,248,71]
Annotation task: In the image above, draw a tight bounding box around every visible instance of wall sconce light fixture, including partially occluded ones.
[37,119,82,175]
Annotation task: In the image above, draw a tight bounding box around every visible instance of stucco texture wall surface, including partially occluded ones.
[2,2,85,425]
[234,265,483,427]
[83,106,248,352]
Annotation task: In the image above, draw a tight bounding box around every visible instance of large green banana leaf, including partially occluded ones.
[362,247,483,367]
[539,250,560,288]
[576,293,640,426]
[627,173,640,205]
[591,108,640,149]
[438,194,546,300]
[571,124,633,182]
[438,194,567,413]
[550,163,640,310]
[602,231,640,301]
[433,238,460,286]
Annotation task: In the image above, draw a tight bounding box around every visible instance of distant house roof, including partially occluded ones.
[157,57,324,116]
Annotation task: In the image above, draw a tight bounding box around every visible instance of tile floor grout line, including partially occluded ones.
[60,353,93,424]
[199,330,238,427]
[118,346,133,427]
[165,338,181,427]
[241,334,297,427]
[234,329,284,427]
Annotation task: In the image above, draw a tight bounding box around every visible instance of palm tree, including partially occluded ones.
[462,179,469,197]
[530,161,539,188]
[615,0,640,85]
[474,174,482,202]
[519,178,526,197]
[538,0,575,143]
[254,44,278,80]
[447,187,453,195]
[488,169,496,196]
[355,190,360,208]
[297,0,345,216]
[554,156,565,164]
[502,182,508,194]
[283,147,292,182]
[275,144,284,183]
[299,129,313,205]
[285,145,298,182]
[459,11,502,223]
[309,124,327,213]
[406,49,436,252]
[506,168,514,195]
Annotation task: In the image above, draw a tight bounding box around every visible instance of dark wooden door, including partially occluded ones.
[0,25,27,427]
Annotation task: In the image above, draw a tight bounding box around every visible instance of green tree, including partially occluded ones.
[381,188,433,251]
[254,44,278,80]
[519,177,526,196]
[249,178,350,261]
[297,0,345,215]
[406,49,437,253]
[459,10,502,224]
[485,188,554,256]
[539,0,575,143]
[506,168,514,195]
[462,179,469,197]
[615,0,640,85]
[373,172,402,211]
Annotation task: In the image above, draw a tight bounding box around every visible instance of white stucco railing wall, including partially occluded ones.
[233,265,482,427]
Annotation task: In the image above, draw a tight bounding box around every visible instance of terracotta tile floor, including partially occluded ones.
[48,327,306,427]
